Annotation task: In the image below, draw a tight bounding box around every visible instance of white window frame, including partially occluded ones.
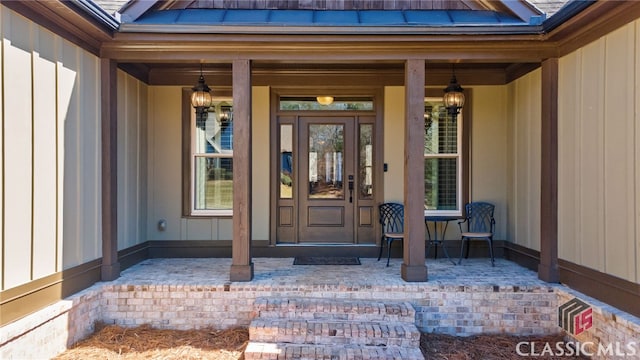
[423,97,463,218]
[190,100,234,217]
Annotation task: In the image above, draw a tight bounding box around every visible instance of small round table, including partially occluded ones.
[424,216,458,265]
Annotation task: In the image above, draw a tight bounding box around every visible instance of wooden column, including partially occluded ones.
[401,59,428,282]
[100,58,120,281]
[539,58,559,282]
[230,59,254,281]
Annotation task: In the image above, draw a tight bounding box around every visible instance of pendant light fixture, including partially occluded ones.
[443,65,465,117]
[191,64,213,129]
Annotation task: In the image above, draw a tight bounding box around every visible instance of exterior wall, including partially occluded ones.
[148,84,509,243]
[384,86,509,240]
[383,87,405,204]
[506,70,542,251]
[147,85,270,241]
[558,20,640,283]
[0,6,102,290]
[118,70,149,250]
[471,86,509,240]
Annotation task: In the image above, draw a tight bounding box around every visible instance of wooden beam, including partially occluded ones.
[538,58,559,283]
[103,34,554,63]
[100,58,120,281]
[401,59,427,282]
[144,66,508,86]
[230,59,254,282]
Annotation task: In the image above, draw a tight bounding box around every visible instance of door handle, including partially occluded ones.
[348,175,354,203]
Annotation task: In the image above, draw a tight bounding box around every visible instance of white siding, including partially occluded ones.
[558,20,639,282]
[0,7,103,289]
[2,9,33,288]
[32,27,58,279]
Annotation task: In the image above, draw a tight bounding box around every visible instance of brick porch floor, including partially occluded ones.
[113,257,543,287]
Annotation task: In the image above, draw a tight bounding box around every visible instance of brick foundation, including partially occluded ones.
[2,258,638,359]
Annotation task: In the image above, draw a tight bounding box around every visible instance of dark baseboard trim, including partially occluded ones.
[480,243,640,318]
[146,239,507,260]
[0,259,101,327]
[503,242,540,272]
[558,259,640,319]
[118,242,149,271]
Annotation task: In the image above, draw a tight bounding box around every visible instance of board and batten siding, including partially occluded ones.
[506,69,542,251]
[117,71,149,250]
[0,7,102,290]
[471,86,509,241]
[147,86,270,241]
[558,20,640,283]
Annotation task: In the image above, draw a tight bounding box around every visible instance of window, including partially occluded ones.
[279,96,374,111]
[189,98,234,216]
[424,97,464,216]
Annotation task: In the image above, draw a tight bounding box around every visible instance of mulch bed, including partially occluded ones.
[55,324,588,359]
[54,323,249,360]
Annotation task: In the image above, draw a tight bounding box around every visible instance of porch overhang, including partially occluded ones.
[120,8,540,35]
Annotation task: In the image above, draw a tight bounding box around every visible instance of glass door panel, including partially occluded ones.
[308,124,344,199]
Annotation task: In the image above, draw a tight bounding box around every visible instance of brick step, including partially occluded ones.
[244,342,425,360]
[249,319,420,347]
[253,297,416,323]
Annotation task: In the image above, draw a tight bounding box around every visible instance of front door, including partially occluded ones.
[275,115,378,244]
[299,117,354,243]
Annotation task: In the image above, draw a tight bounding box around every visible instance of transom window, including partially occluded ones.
[424,97,462,216]
[279,96,374,111]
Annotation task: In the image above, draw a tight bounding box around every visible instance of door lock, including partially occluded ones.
[348,175,354,203]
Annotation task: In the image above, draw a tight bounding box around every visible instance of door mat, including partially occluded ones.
[293,256,361,265]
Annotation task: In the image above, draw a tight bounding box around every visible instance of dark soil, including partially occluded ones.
[420,332,590,359]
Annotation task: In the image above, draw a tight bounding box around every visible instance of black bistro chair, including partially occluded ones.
[458,202,496,266]
[377,203,404,267]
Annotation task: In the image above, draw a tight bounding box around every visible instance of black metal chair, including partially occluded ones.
[377,203,404,267]
[457,202,496,266]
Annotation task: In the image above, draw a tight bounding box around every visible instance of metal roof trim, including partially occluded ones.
[130,8,530,28]
[118,23,543,35]
[541,0,596,32]
[69,0,120,30]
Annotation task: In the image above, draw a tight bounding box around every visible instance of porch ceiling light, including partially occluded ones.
[443,67,465,116]
[316,96,334,106]
[191,64,213,129]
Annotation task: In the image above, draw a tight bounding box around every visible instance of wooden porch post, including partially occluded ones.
[401,59,428,282]
[100,58,120,281]
[230,59,254,281]
[539,58,559,282]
